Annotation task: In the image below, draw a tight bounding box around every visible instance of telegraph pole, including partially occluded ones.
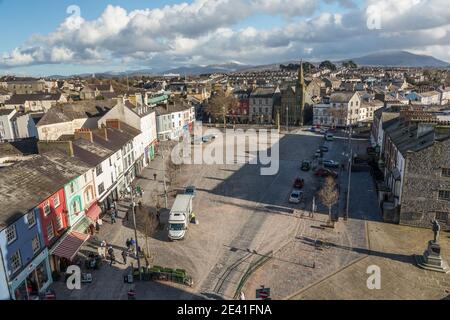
[223,105,227,129]
[130,189,142,280]
[161,151,168,209]
[345,126,353,221]
[286,107,289,132]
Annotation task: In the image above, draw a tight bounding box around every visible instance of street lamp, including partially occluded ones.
[160,150,169,209]
[126,186,142,281]
[285,107,288,131]
[345,126,353,221]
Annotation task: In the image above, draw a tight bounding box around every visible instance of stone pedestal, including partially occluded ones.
[415,241,450,273]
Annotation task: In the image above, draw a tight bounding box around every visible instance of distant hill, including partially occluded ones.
[348,50,449,67]
[160,62,252,75]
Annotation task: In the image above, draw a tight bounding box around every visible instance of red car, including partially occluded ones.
[314,168,338,178]
[293,177,305,189]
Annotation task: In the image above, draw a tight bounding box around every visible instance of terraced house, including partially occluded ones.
[0,152,96,300]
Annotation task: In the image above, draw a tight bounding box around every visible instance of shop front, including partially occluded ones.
[98,187,119,215]
[10,249,52,300]
[148,143,156,161]
[50,229,90,273]
[134,155,145,176]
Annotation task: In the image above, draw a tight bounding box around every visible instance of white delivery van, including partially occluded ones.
[168,195,193,241]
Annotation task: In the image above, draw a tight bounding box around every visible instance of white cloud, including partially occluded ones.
[1,0,449,71]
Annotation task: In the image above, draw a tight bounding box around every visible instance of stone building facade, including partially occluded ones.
[399,134,450,229]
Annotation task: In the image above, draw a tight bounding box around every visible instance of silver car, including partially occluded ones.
[289,190,303,203]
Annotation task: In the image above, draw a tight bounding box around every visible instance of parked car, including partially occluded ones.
[293,177,305,189]
[322,160,340,168]
[314,149,323,158]
[301,160,312,171]
[184,186,197,198]
[319,146,329,152]
[202,134,217,143]
[289,190,303,204]
[314,168,338,178]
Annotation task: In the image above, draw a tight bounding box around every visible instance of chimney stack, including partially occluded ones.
[106,119,121,130]
[96,127,108,141]
[74,128,93,143]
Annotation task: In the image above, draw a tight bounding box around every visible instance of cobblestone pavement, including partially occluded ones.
[290,222,450,300]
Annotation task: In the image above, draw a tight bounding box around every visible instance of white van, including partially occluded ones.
[168,195,193,241]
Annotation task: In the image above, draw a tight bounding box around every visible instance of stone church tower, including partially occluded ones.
[296,60,306,126]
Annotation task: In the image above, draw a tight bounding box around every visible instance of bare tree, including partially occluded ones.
[204,90,239,126]
[138,191,160,267]
[317,176,340,227]
[159,141,182,196]
[326,106,347,128]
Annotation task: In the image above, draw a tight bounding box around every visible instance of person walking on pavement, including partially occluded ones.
[111,209,117,224]
[130,238,136,255]
[126,238,131,252]
[108,246,115,266]
[121,250,128,265]
[153,173,157,181]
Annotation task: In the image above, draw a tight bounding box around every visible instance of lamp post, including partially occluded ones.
[127,187,142,281]
[345,126,353,221]
[161,150,169,209]
[286,107,289,132]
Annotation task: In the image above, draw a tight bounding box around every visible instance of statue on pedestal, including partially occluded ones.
[415,218,449,273]
[431,218,441,243]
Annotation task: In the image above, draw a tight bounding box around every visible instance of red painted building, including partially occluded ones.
[231,89,251,123]
[36,188,69,247]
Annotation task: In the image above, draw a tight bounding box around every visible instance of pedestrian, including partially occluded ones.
[126,238,131,251]
[130,238,136,254]
[111,209,117,224]
[121,250,128,265]
[108,246,115,266]
[153,173,157,181]
[89,223,95,236]
[95,220,100,232]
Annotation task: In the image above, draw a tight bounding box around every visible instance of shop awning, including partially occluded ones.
[86,203,101,222]
[50,231,90,261]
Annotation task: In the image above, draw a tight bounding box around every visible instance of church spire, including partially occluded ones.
[298,58,305,126]
[298,59,304,86]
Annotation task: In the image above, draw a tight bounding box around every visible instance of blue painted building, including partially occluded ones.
[0,210,52,300]
[0,152,93,300]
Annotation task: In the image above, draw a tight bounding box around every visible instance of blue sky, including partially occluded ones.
[0,0,448,76]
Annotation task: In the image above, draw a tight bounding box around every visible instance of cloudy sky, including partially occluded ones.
[0,0,449,76]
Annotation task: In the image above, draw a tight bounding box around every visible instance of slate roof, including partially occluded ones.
[250,87,276,98]
[330,91,356,103]
[384,120,438,156]
[37,100,117,126]
[0,152,91,229]
[93,124,140,153]
[5,93,62,105]
[154,104,192,116]
[0,108,15,116]
[0,139,38,157]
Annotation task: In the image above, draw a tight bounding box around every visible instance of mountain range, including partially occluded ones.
[44,50,449,79]
[348,50,449,68]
